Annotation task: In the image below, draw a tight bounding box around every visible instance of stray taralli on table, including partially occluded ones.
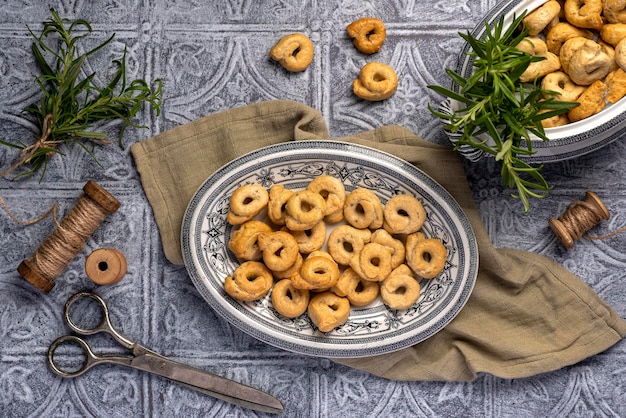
[223,175,448,333]
[268,33,314,72]
[352,62,398,101]
[346,17,387,54]
[267,18,398,101]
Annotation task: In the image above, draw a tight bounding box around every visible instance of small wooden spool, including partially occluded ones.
[85,248,127,285]
[17,180,120,292]
[549,191,610,248]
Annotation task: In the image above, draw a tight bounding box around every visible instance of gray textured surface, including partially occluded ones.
[1,1,626,417]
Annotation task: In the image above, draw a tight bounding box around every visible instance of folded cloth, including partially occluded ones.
[131,100,626,381]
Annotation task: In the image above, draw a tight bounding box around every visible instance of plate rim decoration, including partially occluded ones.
[449,0,626,164]
[181,140,479,358]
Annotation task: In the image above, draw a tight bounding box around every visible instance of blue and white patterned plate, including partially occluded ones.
[444,0,626,164]
[181,141,478,358]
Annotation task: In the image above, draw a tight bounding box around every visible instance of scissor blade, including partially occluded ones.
[131,352,283,414]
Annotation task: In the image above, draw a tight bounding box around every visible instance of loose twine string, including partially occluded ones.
[0,194,58,226]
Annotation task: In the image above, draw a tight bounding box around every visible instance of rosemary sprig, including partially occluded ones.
[428,12,578,213]
[0,8,162,180]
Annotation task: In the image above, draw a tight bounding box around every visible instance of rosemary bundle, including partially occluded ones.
[0,9,162,180]
[429,13,577,213]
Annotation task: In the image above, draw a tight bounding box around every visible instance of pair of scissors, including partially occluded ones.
[47,291,284,414]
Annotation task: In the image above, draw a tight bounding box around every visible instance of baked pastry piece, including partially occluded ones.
[269,33,314,72]
[346,17,386,54]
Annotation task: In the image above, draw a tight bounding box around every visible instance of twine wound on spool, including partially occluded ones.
[17,180,120,293]
[549,191,626,248]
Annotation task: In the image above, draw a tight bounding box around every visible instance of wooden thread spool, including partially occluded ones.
[85,248,127,285]
[549,191,610,249]
[17,180,120,292]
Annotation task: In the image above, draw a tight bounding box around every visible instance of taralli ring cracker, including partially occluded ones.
[271,279,310,318]
[605,0,626,23]
[350,242,393,282]
[307,292,351,332]
[568,79,608,122]
[405,232,447,279]
[382,194,426,235]
[346,17,386,54]
[380,264,421,310]
[523,0,561,36]
[334,267,380,307]
[564,0,603,30]
[343,187,384,229]
[267,184,294,226]
[269,33,314,72]
[228,220,272,261]
[287,221,326,254]
[306,175,346,221]
[285,189,326,231]
[227,184,269,225]
[371,229,405,268]
[295,252,340,290]
[257,231,300,272]
[605,68,626,102]
[224,261,274,302]
[352,62,398,101]
[327,224,372,265]
[541,71,586,102]
[516,37,561,83]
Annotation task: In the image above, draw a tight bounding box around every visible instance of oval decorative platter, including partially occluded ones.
[448,0,626,163]
[181,140,478,358]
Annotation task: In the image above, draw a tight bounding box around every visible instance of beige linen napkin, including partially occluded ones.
[131,100,626,381]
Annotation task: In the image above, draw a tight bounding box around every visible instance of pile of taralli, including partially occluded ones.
[521,0,626,126]
[268,17,398,101]
[223,176,448,333]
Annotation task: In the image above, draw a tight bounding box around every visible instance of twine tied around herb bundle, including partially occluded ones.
[0,114,114,180]
[1,115,54,178]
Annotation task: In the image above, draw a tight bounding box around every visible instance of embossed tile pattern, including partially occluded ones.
[2,0,626,417]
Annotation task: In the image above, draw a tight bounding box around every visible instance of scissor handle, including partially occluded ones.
[47,335,101,377]
[47,335,133,378]
[64,291,133,349]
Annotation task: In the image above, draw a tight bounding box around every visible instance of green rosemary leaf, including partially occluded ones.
[75,74,96,99]
[68,18,91,33]
[428,85,473,104]
[85,34,116,58]
[495,139,513,161]
[74,139,104,167]
[31,43,56,79]
[463,33,487,60]
[99,65,124,100]
[482,116,501,147]
[446,68,467,85]
[0,139,23,149]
